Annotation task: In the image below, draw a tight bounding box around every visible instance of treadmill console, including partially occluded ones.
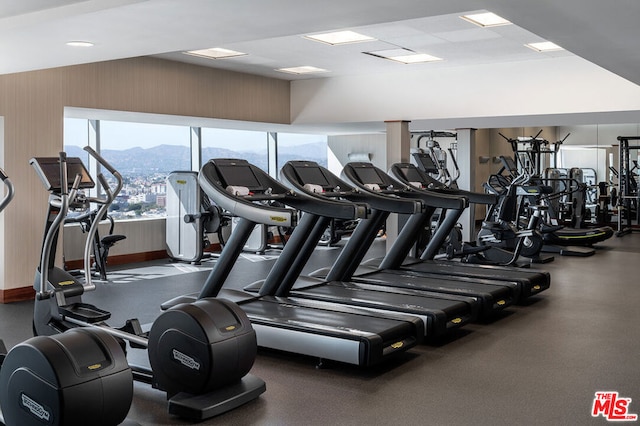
[342,163,403,193]
[214,160,265,192]
[291,164,332,190]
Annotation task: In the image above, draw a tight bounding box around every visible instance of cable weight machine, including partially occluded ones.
[615,136,640,236]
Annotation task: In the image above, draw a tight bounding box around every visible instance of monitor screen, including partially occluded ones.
[216,164,263,190]
[32,157,95,192]
[398,165,423,183]
[353,166,386,185]
[293,166,331,187]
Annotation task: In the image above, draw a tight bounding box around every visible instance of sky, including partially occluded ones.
[63,118,327,151]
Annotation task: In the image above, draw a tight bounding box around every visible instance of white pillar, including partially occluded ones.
[456,128,476,241]
[385,120,411,251]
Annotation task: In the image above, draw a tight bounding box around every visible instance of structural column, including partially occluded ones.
[385,120,411,250]
[455,128,476,241]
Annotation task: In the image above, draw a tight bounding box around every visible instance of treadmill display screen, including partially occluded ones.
[354,167,386,185]
[216,164,263,190]
[293,166,330,187]
[398,165,423,183]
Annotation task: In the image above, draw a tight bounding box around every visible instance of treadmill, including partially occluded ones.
[163,158,424,367]
[278,160,519,318]
[234,160,479,338]
[353,161,550,302]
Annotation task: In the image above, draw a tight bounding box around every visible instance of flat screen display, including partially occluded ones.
[398,165,423,183]
[293,166,330,187]
[353,166,386,185]
[216,164,263,190]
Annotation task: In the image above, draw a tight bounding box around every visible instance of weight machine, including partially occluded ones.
[615,136,640,236]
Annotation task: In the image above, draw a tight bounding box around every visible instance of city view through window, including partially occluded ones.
[63,118,328,219]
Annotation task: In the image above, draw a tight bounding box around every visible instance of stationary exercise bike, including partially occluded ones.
[13,148,264,424]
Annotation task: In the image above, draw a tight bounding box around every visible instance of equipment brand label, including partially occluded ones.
[172,348,201,370]
[21,393,51,422]
[592,391,638,421]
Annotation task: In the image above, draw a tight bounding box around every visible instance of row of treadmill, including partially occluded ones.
[0,151,553,425]
[174,156,551,367]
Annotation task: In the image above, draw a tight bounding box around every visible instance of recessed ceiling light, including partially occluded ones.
[184,47,247,59]
[276,66,329,75]
[364,48,442,64]
[304,30,376,45]
[525,41,564,52]
[66,41,94,47]
[460,12,512,27]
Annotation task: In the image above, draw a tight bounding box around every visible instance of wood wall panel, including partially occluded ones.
[0,57,290,297]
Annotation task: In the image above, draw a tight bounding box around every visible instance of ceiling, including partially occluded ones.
[3,0,640,132]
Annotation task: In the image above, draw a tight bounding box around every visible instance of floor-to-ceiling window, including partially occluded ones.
[201,128,269,171]
[276,132,328,169]
[63,116,329,219]
[98,120,191,219]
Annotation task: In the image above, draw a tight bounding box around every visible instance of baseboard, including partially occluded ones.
[65,249,170,271]
[0,286,35,303]
[5,246,225,304]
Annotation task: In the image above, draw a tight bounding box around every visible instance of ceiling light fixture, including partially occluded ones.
[276,66,329,75]
[364,48,442,64]
[304,30,376,45]
[460,12,512,27]
[525,41,564,52]
[66,41,94,47]
[184,47,247,59]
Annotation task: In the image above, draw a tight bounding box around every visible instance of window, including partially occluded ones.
[99,120,191,219]
[276,133,328,169]
[201,128,268,171]
[63,115,329,219]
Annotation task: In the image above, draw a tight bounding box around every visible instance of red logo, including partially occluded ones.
[592,392,638,421]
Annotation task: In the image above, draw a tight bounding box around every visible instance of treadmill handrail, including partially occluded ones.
[336,163,423,214]
[202,159,366,222]
[390,162,496,206]
[343,162,467,211]
[199,160,297,227]
[280,161,370,220]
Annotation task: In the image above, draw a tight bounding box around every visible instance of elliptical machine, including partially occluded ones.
[474,156,553,265]
[25,148,264,422]
[0,167,133,426]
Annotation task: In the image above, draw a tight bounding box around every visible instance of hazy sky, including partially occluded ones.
[64,118,326,151]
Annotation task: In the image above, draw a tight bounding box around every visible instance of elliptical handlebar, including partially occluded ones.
[0,168,15,213]
[82,147,121,291]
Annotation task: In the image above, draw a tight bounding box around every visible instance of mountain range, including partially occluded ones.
[64,143,327,175]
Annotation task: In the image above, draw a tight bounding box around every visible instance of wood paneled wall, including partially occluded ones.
[0,57,290,300]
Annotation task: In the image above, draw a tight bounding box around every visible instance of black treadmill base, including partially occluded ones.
[168,374,266,421]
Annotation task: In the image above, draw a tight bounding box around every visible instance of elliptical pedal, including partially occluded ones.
[58,302,111,323]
